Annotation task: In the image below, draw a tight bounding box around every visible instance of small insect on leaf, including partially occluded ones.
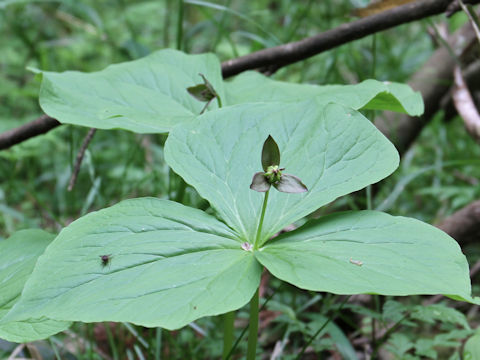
[100,254,112,268]
[349,258,363,266]
[261,135,281,171]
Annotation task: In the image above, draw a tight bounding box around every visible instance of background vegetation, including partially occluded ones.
[1,0,480,358]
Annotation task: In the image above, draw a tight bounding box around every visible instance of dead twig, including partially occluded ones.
[457,0,480,43]
[67,128,97,191]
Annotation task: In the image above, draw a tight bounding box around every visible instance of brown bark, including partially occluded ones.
[442,61,480,122]
[438,200,480,245]
[374,20,478,155]
[452,65,480,142]
[0,115,60,150]
[221,0,480,77]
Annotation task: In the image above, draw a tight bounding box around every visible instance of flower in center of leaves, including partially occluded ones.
[265,165,284,184]
[250,135,308,194]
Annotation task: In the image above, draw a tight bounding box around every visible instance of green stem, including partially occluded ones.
[225,284,280,360]
[176,0,184,50]
[222,311,235,359]
[371,33,376,78]
[174,178,187,203]
[87,323,94,360]
[216,94,223,108]
[254,190,269,249]
[372,312,410,358]
[212,0,232,50]
[246,289,259,360]
[49,338,61,360]
[117,0,138,50]
[231,191,270,359]
[163,0,171,47]
[105,323,119,360]
[366,185,372,210]
[155,328,162,360]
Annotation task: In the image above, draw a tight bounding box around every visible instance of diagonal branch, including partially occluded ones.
[221,0,480,77]
[374,17,478,155]
[67,128,97,191]
[0,115,60,150]
[453,65,480,142]
[438,199,480,246]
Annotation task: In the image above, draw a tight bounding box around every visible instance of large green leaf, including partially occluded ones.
[255,211,472,298]
[37,50,422,135]
[0,230,70,343]
[38,49,224,133]
[224,71,423,116]
[165,101,399,243]
[3,198,262,329]
[464,331,480,360]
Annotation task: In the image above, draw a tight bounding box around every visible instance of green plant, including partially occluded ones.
[0,50,477,359]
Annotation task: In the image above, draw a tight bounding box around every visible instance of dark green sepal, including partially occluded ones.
[187,84,214,102]
[187,73,218,102]
[261,135,280,171]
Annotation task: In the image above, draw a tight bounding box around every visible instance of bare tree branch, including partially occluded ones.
[374,19,478,155]
[0,115,60,150]
[67,128,97,191]
[438,199,480,246]
[221,0,480,77]
[453,65,480,142]
[442,60,480,122]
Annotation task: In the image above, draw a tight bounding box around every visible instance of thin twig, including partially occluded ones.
[7,344,25,360]
[371,312,411,358]
[225,284,281,360]
[68,128,97,191]
[447,0,480,17]
[457,0,480,43]
[295,295,351,359]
